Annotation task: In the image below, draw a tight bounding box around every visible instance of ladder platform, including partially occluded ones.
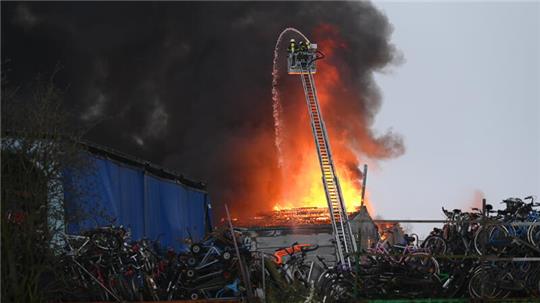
[287,40,318,74]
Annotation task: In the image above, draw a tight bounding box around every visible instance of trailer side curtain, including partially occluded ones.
[63,155,210,251]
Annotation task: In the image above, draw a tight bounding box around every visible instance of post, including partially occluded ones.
[261,252,266,303]
[360,164,368,207]
[225,204,254,300]
[482,198,487,217]
[354,227,361,299]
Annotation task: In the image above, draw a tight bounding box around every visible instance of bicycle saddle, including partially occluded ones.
[404,235,416,244]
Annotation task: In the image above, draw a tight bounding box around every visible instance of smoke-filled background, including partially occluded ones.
[2,2,404,218]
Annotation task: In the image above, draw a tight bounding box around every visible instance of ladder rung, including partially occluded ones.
[305,76,355,263]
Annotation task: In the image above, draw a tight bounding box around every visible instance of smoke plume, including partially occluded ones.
[2,2,404,217]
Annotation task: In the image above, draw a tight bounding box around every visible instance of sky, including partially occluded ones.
[370,2,540,236]
[1,1,539,237]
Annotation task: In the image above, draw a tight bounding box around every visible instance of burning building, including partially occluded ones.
[243,205,403,266]
[241,206,347,227]
[239,21,406,264]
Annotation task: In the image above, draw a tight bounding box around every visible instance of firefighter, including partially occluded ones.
[287,39,296,53]
[298,41,305,52]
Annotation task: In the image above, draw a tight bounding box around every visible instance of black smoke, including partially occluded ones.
[1,2,404,216]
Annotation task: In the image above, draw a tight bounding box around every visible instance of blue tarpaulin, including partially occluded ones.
[64,153,211,251]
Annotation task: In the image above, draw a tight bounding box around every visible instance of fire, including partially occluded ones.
[272,24,375,216]
[229,23,401,221]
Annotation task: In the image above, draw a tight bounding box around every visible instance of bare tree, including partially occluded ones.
[1,71,93,302]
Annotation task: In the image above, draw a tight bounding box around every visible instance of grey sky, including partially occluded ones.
[369,2,539,236]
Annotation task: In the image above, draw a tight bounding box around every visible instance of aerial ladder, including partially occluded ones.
[286,40,357,266]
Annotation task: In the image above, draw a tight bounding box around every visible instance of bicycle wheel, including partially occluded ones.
[468,265,509,299]
[186,256,198,267]
[189,290,200,300]
[528,221,540,248]
[324,276,354,303]
[474,224,510,255]
[190,243,202,254]
[316,269,337,293]
[525,264,540,297]
[403,252,440,275]
[422,235,447,256]
[441,265,469,298]
[293,264,312,284]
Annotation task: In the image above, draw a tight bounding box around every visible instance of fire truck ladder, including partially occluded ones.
[299,68,357,266]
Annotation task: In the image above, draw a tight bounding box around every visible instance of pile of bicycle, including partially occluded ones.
[60,226,255,301]
[59,196,540,301]
[316,196,540,301]
[60,225,321,302]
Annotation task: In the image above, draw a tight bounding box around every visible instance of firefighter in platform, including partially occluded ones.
[297,41,307,62]
[287,39,296,53]
[298,41,306,52]
[288,39,297,67]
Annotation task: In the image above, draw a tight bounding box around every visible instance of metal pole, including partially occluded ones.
[373,219,539,225]
[373,219,448,223]
[360,164,368,207]
[354,227,361,299]
[225,204,254,300]
[261,252,266,303]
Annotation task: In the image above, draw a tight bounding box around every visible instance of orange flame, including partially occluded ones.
[273,24,375,216]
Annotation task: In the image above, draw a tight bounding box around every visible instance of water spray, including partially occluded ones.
[271,27,310,168]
